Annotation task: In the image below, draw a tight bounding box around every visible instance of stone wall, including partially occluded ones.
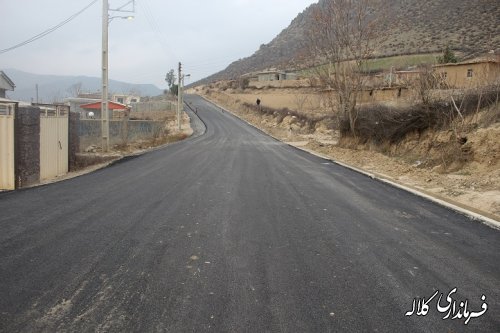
[69,112,80,171]
[15,106,40,187]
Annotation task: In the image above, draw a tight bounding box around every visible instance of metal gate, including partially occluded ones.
[0,102,15,190]
[40,105,69,181]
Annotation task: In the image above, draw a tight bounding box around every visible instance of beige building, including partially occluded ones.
[433,58,500,89]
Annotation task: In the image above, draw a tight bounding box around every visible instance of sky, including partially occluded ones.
[0,0,318,89]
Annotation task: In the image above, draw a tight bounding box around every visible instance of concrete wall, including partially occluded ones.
[131,101,175,113]
[15,106,40,187]
[79,119,165,151]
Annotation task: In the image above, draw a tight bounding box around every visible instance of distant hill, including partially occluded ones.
[3,69,163,102]
[195,0,500,85]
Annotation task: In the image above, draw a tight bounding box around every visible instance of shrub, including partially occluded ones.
[340,88,499,144]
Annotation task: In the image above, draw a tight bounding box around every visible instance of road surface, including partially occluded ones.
[0,95,499,332]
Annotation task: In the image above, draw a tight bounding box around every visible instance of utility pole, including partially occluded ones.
[177,62,182,131]
[101,0,110,152]
[101,0,135,152]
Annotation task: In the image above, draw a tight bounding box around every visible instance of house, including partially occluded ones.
[79,100,129,119]
[112,93,140,105]
[394,70,421,86]
[0,71,16,98]
[432,56,500,89]
[66,92,139,119]
[256,69,287,82]
[65,97,101,118]
[242,69,299,82]
[241,70,305,88]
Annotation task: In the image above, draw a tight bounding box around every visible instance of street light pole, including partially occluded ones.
[101,0,110,152]
[101,0,134,153]
[176,64,190,132]
[177,62,182,131]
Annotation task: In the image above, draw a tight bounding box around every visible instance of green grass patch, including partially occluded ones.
[299,53,439,77]
[366,53,439,71]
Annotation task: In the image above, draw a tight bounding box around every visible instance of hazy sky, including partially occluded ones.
[0,0,318,88]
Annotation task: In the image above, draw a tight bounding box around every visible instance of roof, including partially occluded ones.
[256,69,286,75]
[395,70,421,74]
[65,97,101,103]
[433,58,499,68]
[80,101,128,110]
[0,97,30,106]
[0,71,16,91]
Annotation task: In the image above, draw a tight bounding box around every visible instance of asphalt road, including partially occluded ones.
[0,95,499,332]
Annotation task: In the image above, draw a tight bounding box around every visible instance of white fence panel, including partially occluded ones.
[0,115,15,190]
[40,107,68,181]
[0,104,15,190]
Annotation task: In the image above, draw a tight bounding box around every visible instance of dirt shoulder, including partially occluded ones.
[199,90,500,223]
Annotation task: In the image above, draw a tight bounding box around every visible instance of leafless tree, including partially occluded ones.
[293,93,310,112]
[304,0,387,136]
[67,82,83,97]
[413,65,443,106]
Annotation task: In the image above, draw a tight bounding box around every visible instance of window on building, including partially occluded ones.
[467,69,473,78]
[117,97,124,104]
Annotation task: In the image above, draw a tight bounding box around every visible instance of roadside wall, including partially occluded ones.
[357,87,415,104]
[131,101,175,113]
[15,106,40,187]
[79,119,165,151]
[248,79,310,89]
[69,112,80,171]
[220,87,416,117]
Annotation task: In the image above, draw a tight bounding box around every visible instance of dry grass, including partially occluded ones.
[342,89,500,144]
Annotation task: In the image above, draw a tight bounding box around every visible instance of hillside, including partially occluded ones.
[196,0,500,85]
[3,69,163,103]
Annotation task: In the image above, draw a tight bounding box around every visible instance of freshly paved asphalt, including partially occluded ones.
[0,95,499,332]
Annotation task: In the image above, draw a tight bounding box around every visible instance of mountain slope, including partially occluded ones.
[3,69,163,102]
[197,0,500,85]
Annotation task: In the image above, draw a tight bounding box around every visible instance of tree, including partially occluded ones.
[437,46,458,64]
[67,82,83,97]
[165,69,176,89]
[170,84,178,96]
[304,0,387,136]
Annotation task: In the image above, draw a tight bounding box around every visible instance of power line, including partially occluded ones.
[138,0,175,58]
[0,0,99,55]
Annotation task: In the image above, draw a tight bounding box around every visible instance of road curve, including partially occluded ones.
[0,95,499,332]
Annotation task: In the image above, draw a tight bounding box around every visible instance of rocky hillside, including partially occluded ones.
[195,0,499,85]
